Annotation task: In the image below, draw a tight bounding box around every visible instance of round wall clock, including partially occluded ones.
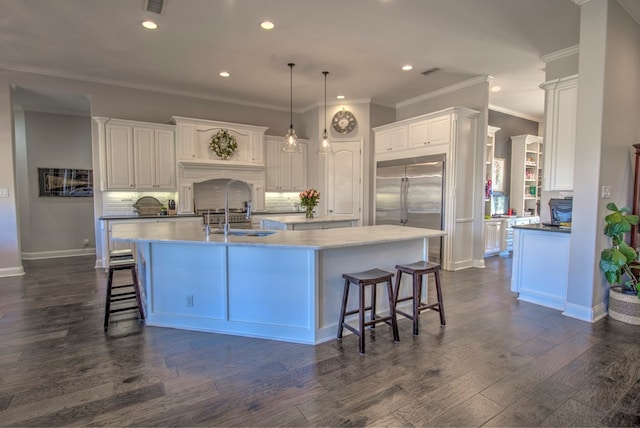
[332,110,357,134]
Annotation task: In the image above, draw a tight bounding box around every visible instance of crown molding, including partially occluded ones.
[540,45,580,63]
[396,75,491,109]
[489,104,541,123]
[0,62,293,114]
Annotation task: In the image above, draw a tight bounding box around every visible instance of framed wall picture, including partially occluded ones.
[493,158,505,193]
[38,168,93,197]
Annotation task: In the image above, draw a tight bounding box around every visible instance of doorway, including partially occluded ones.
[12,86,94,263]
[325,139,363,223]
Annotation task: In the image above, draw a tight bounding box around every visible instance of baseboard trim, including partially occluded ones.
[22,248,96,260]
[0,266,25,277]
[563,302,599,323]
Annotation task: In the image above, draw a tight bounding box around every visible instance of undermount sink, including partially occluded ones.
[228,230,276,237]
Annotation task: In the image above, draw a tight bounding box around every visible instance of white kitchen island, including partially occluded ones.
[111,222,444,344]
[260,214,359,230]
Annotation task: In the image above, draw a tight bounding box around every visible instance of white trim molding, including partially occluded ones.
[540,45,580,64]
[397,75,491,109]
[0,266,25,278]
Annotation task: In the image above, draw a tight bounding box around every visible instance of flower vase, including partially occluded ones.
[305,206,314,219]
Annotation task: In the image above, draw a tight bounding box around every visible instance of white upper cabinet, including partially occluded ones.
[105,124,135,190]
[171,116,267,165]
[133,126,176,190]
[408,115,451,148]
[102,120,175,191]
[265,136,307,191]
[375,125,408,154]
[541,75,578,191]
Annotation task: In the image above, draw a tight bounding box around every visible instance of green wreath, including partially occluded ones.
[209,129,238,160]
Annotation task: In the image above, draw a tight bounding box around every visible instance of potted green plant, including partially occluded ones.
[599,202,640,324]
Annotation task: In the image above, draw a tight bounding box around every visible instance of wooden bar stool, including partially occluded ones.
[394,261,445,335]
[104,253,144,331]
[337,268,400,354]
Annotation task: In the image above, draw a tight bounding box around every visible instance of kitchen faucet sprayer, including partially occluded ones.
[224,179,252,236]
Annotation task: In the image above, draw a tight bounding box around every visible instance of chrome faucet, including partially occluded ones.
[224,179,252,236]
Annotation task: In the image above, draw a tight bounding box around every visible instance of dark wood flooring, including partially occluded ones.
[1,255,639,427]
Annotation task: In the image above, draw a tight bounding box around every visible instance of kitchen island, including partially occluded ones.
[511,223,571,312]
[260,214,359,230]
[111,222,445,344]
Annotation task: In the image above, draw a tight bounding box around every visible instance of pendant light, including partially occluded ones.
[282,63,300,153]
[316,70,334,155]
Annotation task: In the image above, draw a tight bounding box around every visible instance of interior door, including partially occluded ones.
[326,140,362,221]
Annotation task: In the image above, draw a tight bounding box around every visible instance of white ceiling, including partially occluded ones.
[0,0,592,121]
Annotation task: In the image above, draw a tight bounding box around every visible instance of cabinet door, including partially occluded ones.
[484,221,501,255]
[265,138,280,190]
[375,130,390,154]
[388,127,408,152]
[178,183,194,214]
[543,77,577,191]
[408,121,429,148]
[106,124,135,189]
[177,123,196,160]
[154,129,176,189]
[427,115,451,146]
[249,133,264,164]
[252,184,265,212]
[277,150,293,190]
[291,142,307,191]
[134,127,155,189]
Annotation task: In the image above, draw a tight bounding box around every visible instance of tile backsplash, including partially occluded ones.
[103,190,305,215]
[265,192,303,212]
[103,191,176,216]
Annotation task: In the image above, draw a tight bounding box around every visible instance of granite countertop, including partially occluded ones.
[513,223,571,233]
[261,215,359,224]
[111,222,446,250]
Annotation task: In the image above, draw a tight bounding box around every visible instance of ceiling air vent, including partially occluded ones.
[421,67,441,76]
[145,0,166,14]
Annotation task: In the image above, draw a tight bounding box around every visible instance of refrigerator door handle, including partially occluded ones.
[399,177,408,225]
[403,176,409,224]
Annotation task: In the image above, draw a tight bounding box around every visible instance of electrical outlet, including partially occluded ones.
[83,238,90,247]
[602,186,611,199]
[186,295,194,307]
[0,188,8,198]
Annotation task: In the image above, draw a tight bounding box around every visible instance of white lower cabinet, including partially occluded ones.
[484,220,502,256]
[500,216,540,255]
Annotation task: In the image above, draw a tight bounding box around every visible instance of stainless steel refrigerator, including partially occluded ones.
[375,154,445,263]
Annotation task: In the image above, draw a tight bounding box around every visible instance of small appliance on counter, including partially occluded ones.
[544,197,573,227]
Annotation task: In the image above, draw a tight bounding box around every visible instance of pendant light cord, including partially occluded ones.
[288,63,294,129]
[323,71,328,133]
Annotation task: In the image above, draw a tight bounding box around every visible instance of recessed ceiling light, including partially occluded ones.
[402,64,413,71]
[141,20,158,30]
[336,95,345,100]
[260,21,275,30]
[491,85,501,92]
[219,71,230,77]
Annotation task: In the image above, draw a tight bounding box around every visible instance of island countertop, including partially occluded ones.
[260,214,359,225]
[111,222,445,250]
